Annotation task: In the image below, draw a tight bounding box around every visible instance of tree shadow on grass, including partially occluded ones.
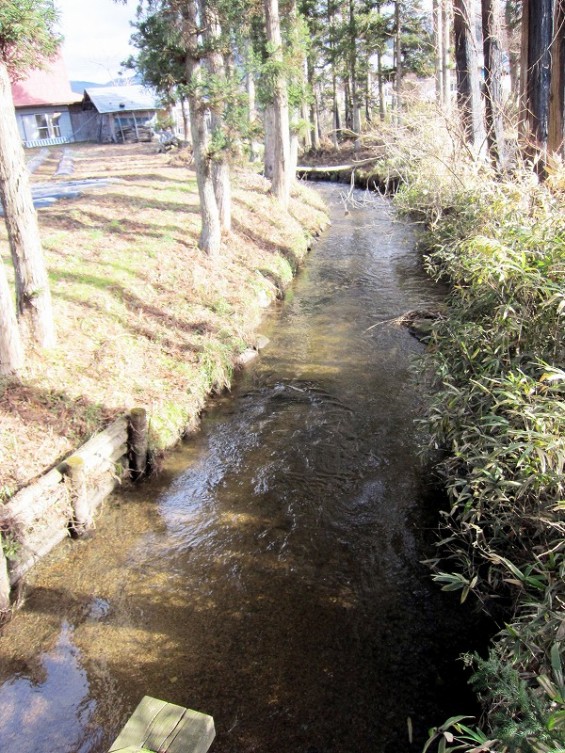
[98,192,200,216]
[51,271,209,338]
[119,173,196,187]
[231,218,301,273]
[45,212,198,253]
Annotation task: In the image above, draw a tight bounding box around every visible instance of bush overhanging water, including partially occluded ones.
[386,108,565,753]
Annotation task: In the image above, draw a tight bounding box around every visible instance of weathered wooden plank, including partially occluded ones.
[0,467,64,526]
[165,709,216,753]
[73,417,128,473]
[9,523,69,585]
[2,419,126,529]
[109,696,215,753]
[0,534,11,612]
[88,470,124,515]
[110,697,167,751]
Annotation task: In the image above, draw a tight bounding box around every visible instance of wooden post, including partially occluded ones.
[64,456,92,536]
[128,408,148,481]
[0,533,11,614]
[132,112,140,142]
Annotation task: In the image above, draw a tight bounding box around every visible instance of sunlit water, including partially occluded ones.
[0,185,476,753]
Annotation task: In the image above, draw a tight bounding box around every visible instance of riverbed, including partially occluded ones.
[0,184,475,753]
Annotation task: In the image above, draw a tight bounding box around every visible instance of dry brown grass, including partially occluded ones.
[0,143,328,498]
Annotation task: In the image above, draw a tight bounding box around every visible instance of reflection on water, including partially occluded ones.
[0,186,474,753]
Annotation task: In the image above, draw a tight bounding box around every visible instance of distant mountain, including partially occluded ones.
[70,80,106,94]
[70,75,142,94]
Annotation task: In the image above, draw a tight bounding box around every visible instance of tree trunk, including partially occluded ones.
[394,0,402,123]
[332,70,340,147]
[519,0,553,156]
[377,50,385,121]
[180,98,191,143]
[290,130,299,176]
[348,0,361,136]
[442,0,452,108]
[481,0,506,168]
[0,258,24,376]
[433,0,444,105]
[307,56,319,150]
[453,0,487,156]
[365,68,372,125]
[0,61,55,349]
[205,1,231,232]
[301,99,312,150]
[264,0,292,209]
[263,104,275,178]
[344,78,352,130]
[182,0,221,255]
[548,0,565,155]
[247,75,260,162]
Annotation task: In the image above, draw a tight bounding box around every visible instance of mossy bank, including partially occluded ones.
[0,143,329,500]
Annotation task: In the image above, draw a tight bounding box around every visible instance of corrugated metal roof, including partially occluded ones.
[85,85,160,114]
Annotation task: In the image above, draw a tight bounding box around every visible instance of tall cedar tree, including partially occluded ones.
[129,0,234,249]
[548,0,565,155]
[453,0,486,156]
[264,0,292,208]
[519,0,552,157]
[205,0,231,231]
[0,0,59,373]
[481,0,506,168]
[180,0,223,253]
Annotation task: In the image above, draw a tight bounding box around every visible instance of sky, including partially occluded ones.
[55,0,139,83]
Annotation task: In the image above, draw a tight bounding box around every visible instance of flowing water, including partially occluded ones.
[0,185,475,753]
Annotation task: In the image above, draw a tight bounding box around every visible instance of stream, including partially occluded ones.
[0,184,476,753]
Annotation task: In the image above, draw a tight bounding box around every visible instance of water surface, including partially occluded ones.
[0,185,473,753]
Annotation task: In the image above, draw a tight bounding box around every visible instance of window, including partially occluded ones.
[34,112,62,140]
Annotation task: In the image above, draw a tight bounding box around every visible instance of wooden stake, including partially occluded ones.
[0,533,11,614]
[63,456,92,536]
[128,408,148,481]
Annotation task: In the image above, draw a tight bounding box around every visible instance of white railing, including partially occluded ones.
[24,136,73,148]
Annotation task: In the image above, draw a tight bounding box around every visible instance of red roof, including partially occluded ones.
[11,55,81,107]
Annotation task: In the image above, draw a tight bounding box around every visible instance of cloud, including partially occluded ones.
[56,0,138,82]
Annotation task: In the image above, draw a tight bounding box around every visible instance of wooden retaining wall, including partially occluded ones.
[0,409,148,614]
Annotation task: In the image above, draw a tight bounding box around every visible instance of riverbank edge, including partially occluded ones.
[391,158,565,748]
[301,136,565,750]
[0,147,329,619]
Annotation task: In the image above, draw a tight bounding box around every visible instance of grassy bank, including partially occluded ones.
[0,143,328,500]
[373,109,565,752]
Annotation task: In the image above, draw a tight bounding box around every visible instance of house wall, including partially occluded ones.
[16,106,74,148]
[69,110,156,143]
[69,109,102,143]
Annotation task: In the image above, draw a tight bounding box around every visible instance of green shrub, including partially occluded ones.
[387,110,565,753]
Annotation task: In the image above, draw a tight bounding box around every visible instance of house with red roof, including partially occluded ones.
[11,55,81,148]
[12,55,173,147]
